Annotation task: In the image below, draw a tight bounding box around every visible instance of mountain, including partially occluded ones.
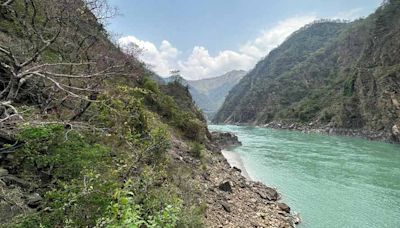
[188,70,247,118]
[214,0,400,142]
[164,70,246,119]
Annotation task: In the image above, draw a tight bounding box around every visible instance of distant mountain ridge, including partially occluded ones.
[165,70,247,119]
[214,0,400,142]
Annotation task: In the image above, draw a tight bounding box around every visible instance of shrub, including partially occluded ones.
[15,124,108,181]
[190,142,204,159]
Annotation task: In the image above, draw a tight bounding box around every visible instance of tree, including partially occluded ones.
[0,0,132,123]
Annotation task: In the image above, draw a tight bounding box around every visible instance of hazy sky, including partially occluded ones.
[107,0,382,79]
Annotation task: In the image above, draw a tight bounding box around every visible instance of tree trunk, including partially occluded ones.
[5,77,19,101]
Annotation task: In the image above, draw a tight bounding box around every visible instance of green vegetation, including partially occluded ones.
[190,142,205,159]
[214,1,400,134]
[5,82,206,227]
[0,0,208,227]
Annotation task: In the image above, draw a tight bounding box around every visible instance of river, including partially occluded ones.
[209,125,400,228]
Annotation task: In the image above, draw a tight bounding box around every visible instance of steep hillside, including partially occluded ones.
[214,0,400,142]
[188,70,246,118]
[0,1,209,226]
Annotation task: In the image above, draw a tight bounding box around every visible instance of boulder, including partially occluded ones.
[2,175,36,188]
[27,193,42,208]
[211,132,242,149]
[277,202,290,213]
[256,187,279,201]
[202,172,211,181]
[220,201,231,213]
[233,166,241,173]
[218,181,233,193]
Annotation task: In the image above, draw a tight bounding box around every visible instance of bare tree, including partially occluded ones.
[84,0,119,23]
[0,0,133,124]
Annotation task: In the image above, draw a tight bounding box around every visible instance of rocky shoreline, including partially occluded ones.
[261,121,400,143]
[202,132,300,227]
[221,149,251,180]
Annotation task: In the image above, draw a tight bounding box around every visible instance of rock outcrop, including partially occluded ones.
[210,132,242,150]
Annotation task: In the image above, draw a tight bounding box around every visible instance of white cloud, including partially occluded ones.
[118,36,179,76]
[118,15,316,80]
[177,47,254,80]
[333,8,364,21]
[239,16,316,59]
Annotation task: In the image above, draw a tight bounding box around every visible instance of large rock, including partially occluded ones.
[2,175,36,188]
[211,132,242,149]
[277,202,291,213]
[27,193,42,208]
[218,181,233,193]
[220,201,231,213]
[256,187,279,201]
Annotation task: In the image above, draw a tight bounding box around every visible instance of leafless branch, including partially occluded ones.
[1,0,14,7]
[0,101,22,123]
[0,0,133,122]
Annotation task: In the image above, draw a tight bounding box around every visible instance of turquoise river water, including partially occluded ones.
[208,125,400,228]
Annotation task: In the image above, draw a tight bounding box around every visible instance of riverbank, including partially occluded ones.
[221,149,251,180]
[208,124,400,228]
[261,121,400,143]
[197,131,299,227]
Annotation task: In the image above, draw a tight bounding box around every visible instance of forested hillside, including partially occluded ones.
[214,0,400,142]
[0,0,207,226]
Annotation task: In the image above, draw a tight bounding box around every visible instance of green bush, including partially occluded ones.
[143,77,161,94]
[7,83,207,227]
[15,124,108,181]
[190,142,204,159]
[98,180,182,228]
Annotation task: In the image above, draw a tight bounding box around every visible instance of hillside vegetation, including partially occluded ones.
[0,0,209,226]
[214,0,400,142]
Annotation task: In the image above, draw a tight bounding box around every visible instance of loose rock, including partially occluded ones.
[233,166,242,173]
[27,193,42,208]
[277,202,290,213]
[211,132,242,149]
[220,201,231,213]
[256,187,279,201]
[219,181,233,193]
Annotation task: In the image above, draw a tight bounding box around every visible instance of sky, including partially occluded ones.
[107,0,382,80]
